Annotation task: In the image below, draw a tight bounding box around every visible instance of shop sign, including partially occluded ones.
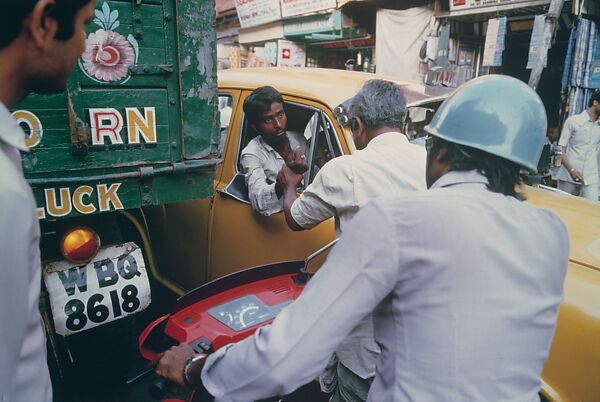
[277,39,306,67]
[425,65,473,88]
[235,0,282,29]
[450,0,550,12]
[482,16,506,67]
[281,0,336,18]
[426,66,455,87]
[283,11,341,36]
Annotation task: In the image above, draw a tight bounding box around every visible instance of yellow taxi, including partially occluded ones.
[147,68,599,402]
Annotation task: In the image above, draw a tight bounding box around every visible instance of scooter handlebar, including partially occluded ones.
[149,377,173,400]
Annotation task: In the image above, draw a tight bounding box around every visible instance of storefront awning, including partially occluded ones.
[239,22,284,44]
[283,10,366,42]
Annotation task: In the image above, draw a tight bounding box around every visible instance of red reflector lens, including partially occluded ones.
[60,227,101,265]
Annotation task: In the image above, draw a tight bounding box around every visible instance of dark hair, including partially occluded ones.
[347,79,407,130]
[0,0,92,49]
[243,86,284,126]
[588,89,600,108]
[430,137,525,200]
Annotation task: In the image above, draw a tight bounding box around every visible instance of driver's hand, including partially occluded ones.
[277,164,303,190]
[286,147,309,174]
[154,343,195,387]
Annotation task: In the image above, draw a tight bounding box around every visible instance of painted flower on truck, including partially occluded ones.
[80,2,139,83]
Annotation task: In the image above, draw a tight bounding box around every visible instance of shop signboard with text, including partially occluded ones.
[281,0,336,18]
[235,0,282,28]
[450,0,550,12]
[277,39,306,67]
[283,11,342,36]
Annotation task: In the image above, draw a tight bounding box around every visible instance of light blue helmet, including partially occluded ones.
[425,75,547,172]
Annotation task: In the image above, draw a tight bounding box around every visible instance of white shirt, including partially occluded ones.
[290,131,426,379]
[200,170,569,402]
[557,110,600,185]
[291,132,427,235]
[0,103,52,402]
[240,131,308,216]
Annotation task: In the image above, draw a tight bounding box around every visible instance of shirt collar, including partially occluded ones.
[257,135,278,155]
[430,169,489,190]
[257,133,300,159]
[367,131,409,148]
[0,101,28,151]
[580,110,600,125]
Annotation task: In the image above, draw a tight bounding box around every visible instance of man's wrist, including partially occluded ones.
[183,354,206,388]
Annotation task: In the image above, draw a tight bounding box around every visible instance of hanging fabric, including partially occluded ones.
[562,18,599,117]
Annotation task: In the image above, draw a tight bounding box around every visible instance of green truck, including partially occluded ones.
[13,0,218,397]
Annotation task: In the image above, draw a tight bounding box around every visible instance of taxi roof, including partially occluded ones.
[524,186,600,271]
[218,68,452,109]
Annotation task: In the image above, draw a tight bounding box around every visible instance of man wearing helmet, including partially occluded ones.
[156,76,569,402]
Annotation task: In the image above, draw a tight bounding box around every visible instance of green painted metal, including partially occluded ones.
[176,0,219,159]
[14,0,218,220]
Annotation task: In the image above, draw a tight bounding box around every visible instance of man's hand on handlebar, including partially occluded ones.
[154,343,196,387]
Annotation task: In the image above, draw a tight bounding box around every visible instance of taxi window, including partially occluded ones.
[217,94,233,158]
[237,101,341,189]
[303,111,342,186]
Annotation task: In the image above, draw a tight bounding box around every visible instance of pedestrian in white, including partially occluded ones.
[155,76,569,402]
[276,79,426,402]
[0,1,96,401]
[556,90,600,201]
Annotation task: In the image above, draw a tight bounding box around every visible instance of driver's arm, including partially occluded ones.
[241,152,283,216]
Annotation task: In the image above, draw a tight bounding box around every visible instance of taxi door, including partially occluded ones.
[206,91,342,281]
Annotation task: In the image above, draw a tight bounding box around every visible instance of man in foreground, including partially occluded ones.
[0,1,95,401]
[156,75,569,402]
[276,79,426,401]
[240,86,308,216]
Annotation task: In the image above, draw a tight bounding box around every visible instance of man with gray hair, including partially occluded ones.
[276,79,426,401]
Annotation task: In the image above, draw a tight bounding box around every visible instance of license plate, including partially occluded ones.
[43,242,151,336]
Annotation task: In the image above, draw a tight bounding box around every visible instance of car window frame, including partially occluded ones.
[304,110,342,187]
[217,92,235,158]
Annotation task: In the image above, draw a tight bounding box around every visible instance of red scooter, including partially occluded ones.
[135,241,337,401]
